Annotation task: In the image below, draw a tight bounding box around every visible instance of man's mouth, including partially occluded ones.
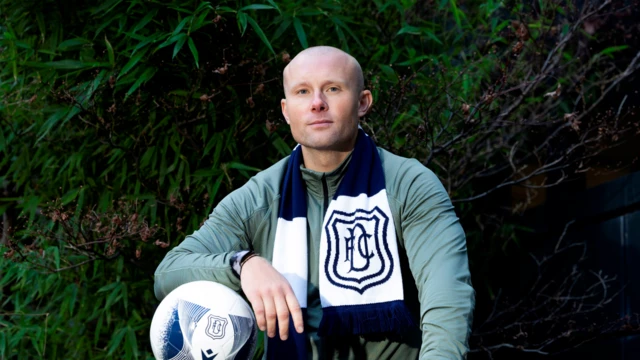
[309,120,332,126]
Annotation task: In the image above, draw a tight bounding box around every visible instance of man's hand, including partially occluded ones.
[240,256,304,340]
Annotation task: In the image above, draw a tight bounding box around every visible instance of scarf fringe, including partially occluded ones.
[318,300,415,337]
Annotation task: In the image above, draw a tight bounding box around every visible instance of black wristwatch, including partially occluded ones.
[230,250,258,277]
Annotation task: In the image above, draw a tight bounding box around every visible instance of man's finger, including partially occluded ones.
[274,293,290,340]
[263,295,277,338]
[250,296,267,332]
[285,291,304,334]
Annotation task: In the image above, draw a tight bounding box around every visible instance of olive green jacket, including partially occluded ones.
[154,148,475,359]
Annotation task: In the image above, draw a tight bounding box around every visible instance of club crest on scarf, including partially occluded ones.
[324,206,394,294]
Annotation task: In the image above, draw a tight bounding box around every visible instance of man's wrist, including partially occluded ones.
[231,250,259,278]
[231,250,250,278]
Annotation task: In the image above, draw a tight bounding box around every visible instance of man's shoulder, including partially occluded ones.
[251,155,290,187]
[218,156,289,213]
[377,147,434,179]
[377,147,442,200]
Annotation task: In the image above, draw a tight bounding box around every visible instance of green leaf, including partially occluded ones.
[332,17,363,49]
[47,246,60,270]
[156,33,184,50]
[58,37,92,51]
[599,45,629,57]
[36,12,46,42]
[293,18,308,48]
[67,283,78,315]
[97,282,119,293]
[397,25,421,35]
[91,0,124,16]
[36,108,67,142]
[107,327,127,355]
[132,8,158,33]
[118,49,146,78]
[271,19,291,42]
[246,16,275,55]
[173,16,192,36]
[125,326,139,358]
[61,188,80,205]
[187,37,199,68]
[266,0,282,14]
[172,33,188,59]
[378,64,399,84]
[34,60,108,70]
[237,11,248,35]
[191,10,211,32]
[227,161,261,172]
[216,6,235,13]
[396,55,431,66]
[125,67,157,98]
[104,36,115,66]
[240,4,275,11]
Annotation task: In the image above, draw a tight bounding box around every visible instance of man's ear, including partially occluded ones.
[357,90,373,117]
[281,98,290,124]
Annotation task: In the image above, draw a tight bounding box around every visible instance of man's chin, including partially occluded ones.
[301,140,354,152]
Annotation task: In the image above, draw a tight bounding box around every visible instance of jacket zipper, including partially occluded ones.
[322,174,329,216]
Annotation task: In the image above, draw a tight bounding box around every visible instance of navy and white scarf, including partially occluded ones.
[268,129,415,359]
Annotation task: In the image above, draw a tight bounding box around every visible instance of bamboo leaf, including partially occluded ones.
[58,37,92,51]
[187,37,199,68]
[599,45,629,57]
[271,18,291,42]
[172,16,192,36]
[227,161,261,172]
[107,327,127,355]
[61,188,80,205]
[125,67,157,98]
[237,11,248,35]
[118,49,146,78]
[172,34,187,59]
[28,60,108,70]
[91,0,124,16]
[47,246,60,270]
[132,8,158,33]
[293,18,308,48]
[378,64,399,84]
[332,17,363,49]
[397,25,421,35]
[35,12,46,43]
[266,0,281,13]
[240,4,275,11]
[246,16,275,55]
[104,36,115,66]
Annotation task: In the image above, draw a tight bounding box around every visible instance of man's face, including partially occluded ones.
[281,51,371,152]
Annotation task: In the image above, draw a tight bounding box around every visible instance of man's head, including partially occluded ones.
[281,46,372,153]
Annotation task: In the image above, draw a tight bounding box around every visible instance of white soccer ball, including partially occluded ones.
[150,281,257,360]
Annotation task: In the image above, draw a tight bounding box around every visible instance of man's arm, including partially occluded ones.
[153,175,305,340]
[153,189,252,300]
[398,161,475,359]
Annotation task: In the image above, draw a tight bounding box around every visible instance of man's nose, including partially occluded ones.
[310,92,328,112]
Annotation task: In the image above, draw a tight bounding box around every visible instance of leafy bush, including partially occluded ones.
[1,0,638,358]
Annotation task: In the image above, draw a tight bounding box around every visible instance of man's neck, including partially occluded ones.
[300,147,353,173]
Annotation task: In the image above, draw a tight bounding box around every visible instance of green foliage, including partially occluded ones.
[1,0,637,358]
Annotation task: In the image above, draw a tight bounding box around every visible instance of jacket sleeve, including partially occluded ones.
[399,161,475,359]
[153,185,256,301]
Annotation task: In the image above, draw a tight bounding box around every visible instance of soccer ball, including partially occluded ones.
[150,281,257,360]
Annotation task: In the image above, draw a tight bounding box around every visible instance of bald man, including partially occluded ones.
[154,46,475,359]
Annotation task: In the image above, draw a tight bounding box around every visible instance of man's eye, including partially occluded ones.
[327,87,339,92]
[297,89,308,94]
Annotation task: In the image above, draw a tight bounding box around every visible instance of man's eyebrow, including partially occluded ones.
[288,79,349,89]
[288,81,310,89]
